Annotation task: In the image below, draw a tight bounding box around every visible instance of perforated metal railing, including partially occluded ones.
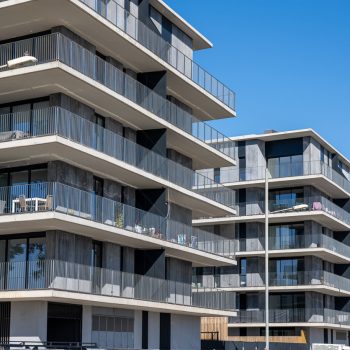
[0,182,235,258]
[0,259,235,310]
[0,106,235,210]
[0,32,235,160]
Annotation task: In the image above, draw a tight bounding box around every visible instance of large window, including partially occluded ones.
[269,223,304,250]
[269,258,304,286]
[0,234,46,290]
[269,188,304,212]
[0,165,48,213]
[268,155,303,178]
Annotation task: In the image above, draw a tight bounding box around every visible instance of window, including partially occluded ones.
[269,258,304,286]
[213,168,220,183]
[0,234,46,289]
[269,223,304,249]
[269,188,304,212]
[239,258,247,286]
[267,155,303,178]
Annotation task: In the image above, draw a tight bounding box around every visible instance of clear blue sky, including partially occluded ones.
[166,0,350,158]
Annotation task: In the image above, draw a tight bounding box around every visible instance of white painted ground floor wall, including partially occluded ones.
[8,301,201,350]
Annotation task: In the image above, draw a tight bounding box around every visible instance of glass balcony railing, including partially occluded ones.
[0,33,235,160]
[209,160,350,194]
[229,308,350,325]
[76,0,236,110]
[0,106,235,209]
[0,259,234,311]
[235,196,350,227]
[0,182,235,258]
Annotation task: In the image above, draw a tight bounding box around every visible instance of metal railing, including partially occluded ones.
[0,182,235,258]
[0,32,235,160]
[0,106,235,209]
[209,160,350,194]
[0,259,234,310]
[194,270,350,292]
[236,233,350,260]
[235,196,350,227]
[77,0,236,110]
[230,308,350,326]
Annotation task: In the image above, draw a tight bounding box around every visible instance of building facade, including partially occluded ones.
[196,129,350,349]
[0,0,237,348]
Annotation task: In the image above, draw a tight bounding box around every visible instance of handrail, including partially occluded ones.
[0,32,235,160]
[202,160,350,194]
[0,259,235,310]
[0,106,235,209]
[0,182,235,258]
[77,0,236,110]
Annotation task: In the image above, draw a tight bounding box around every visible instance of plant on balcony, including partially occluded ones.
[115,211,124,229]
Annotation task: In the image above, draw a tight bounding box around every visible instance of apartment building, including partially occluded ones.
[0,1,237,348]
[196,129,350,349]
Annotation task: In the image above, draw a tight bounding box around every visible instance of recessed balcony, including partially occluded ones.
[0,106,236,218]
[0,32,235,169]
[0,182,236,266]
[0,259,235,316]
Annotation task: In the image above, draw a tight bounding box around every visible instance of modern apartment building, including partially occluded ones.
[196,129,350,349]
[0,1,237,349]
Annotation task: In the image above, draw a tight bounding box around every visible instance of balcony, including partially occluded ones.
[195,196,350,230]
[0,0,235,115]
[0,32,235,169]
[229,308,350,327]
[210,161,350,198]
[0,182,235,265]
[236,233,350,263]
[0,259,235,315]
[197,270,350,296]
[0,106,235,217]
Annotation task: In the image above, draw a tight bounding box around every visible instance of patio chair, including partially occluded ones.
[38,195,53,211]
[19,195,27,212]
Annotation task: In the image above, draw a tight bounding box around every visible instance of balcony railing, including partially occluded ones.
[230,308,350,326]
[209,160,350,194]
[0,182,235,258]
[235,196,350,227]
[236,232,350,261]
[0,106,235,209]
[0,259,234,311]
[0,32,235,160]
[76,0,236,110]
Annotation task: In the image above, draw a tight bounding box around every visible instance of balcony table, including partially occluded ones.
[12,197,47,213]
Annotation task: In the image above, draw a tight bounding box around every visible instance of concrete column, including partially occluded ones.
[148,312,160,350]
[171,314,200,350]
[10,301,48,342]
[134,310,142,350]
[82,305,92,344]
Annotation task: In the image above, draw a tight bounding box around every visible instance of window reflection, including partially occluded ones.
[0,235,46,290]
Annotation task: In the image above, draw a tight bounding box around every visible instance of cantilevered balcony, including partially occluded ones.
[0,33,235,169]
[0,106,236,217]
[194,196,350,231]
[235,232,350,263]
[229,308,350,328]
[0,0,235,117]
[0,259,235,316]
[202,161,350,198]
[0,182,235,266]
[196,270,350,296]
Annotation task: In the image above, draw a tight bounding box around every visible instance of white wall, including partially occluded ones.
[10,301,48,342]
[171,314,200,350]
